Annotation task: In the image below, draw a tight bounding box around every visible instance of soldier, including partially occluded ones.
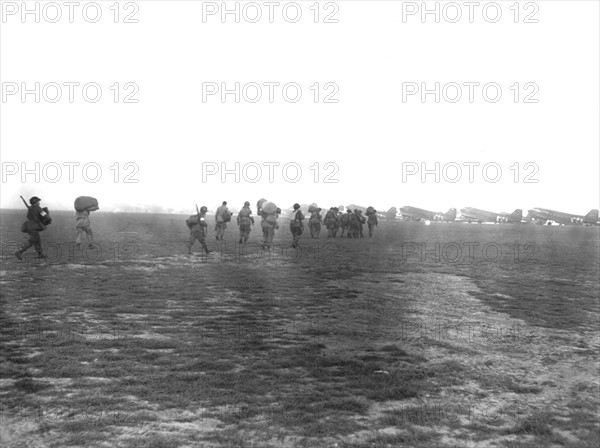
[324,207,339,238]
[336,209,344,237]
[260,207,280,249]
[308,208,322,239]
[366,207,378,238]
[354,209,366,238]
[260,209,269,245]
[75,209,94,248]
[341,209,352,237]
[14,196,49,260]
[348,210,358,238]
[237,201,255,244]
[186,206,211,255]
[214,201,230,241]
[290,203,304,248]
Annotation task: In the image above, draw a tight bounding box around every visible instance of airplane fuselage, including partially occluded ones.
[528,208,597,225]
[460,207,518,223]
[400,206,435,221]
[400,206,447,222]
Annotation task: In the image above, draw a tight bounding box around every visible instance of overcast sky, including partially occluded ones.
[1,0,598,215]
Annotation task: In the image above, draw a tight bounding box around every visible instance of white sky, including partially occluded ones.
[1,0,599,215]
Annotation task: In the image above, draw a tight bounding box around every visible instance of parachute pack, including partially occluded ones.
[261,201,278,215]
[257,198,268,212]
[74,196,99,212]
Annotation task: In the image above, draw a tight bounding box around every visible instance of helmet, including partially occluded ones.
[200,206,207,212]
[293,203,300,210]
[30,196,41,204]
[244,201,250,206]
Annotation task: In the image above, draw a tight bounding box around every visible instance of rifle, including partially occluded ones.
[20,195,46,229]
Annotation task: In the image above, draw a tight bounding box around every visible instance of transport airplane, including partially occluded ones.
[526,208,599,225]
[459,207,522,223]
[399,206,457,222]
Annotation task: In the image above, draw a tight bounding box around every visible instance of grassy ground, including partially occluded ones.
[1,210,598,447]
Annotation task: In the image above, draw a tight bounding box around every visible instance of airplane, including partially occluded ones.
[526,208,599,226]
[459,207,522,224]
[399,206,457,222]
[385,207,398,220]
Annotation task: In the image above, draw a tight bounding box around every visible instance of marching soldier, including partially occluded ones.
[186,206,211,255]
[237,201,255,244]
[349,210,360,238]
[308,208,323,239]
[324,207,339,238]
[260,207,280,249]
[214,201,230,241]
[341,209,352,237]
[75,209,95,248]
[290,203,304,248]
[336,209,344,237]
[14,196,50,260]
[354,209,366,238]
[366,207,378,238]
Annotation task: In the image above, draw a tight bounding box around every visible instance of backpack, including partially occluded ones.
[324,211,335,224]
[290,210,304,228]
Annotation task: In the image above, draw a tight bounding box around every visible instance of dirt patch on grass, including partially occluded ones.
[356,272,599,447]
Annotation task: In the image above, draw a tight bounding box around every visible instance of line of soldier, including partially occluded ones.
[13,196,378,259]
[187,202,379,255]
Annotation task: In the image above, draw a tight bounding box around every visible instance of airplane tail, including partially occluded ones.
[510,209,523,222]
[444,208,457,221]
[583,209,599,224]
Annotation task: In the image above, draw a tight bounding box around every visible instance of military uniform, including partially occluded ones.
[237,203,255,244]
[348,211,362,238]
[75,210,94,248]
[187,208,210,254]
[260,210,279,248]
[324,208,339,238]
[354,210,366,238]
[341,210,352,237]
[308,209,322,239]
[290,205,304,248]
[15,197,49,259]
[366,210,378,238]
[215,203,230,241]
[336,212,344,236]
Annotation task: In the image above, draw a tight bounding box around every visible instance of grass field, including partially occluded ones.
[1,210,599,448]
